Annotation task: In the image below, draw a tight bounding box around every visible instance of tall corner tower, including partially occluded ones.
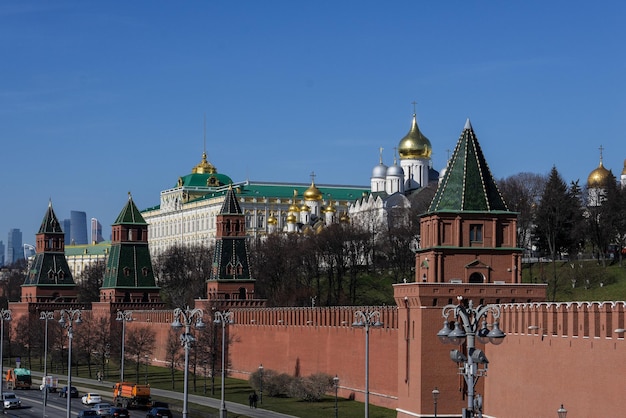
[207,185,255,301]
[100,193,160,303]
[22,201,77,302]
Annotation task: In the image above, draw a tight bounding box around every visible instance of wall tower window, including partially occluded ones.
[469,224,483,242]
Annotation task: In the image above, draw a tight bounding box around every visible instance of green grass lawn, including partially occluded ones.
[22,361,396,418]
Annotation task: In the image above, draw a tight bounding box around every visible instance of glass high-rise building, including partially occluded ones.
[7,228,23,264]
[63,219,71,245]
[0,241,4,266]
[70,211,88,245]
[91,218,104,244]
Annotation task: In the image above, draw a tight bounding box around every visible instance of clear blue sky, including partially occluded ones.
[1,1,625,247]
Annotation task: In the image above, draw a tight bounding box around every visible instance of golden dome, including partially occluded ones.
[339,212,350,223]
[287,213,297,223]
[398,114,432,159]
[304,181,323,201]
[267,213,278,225]
[192,152,217,174]
[587,160,611,188]
[324,201,336,213]
[300,203,310,212]
[622,159,626,176]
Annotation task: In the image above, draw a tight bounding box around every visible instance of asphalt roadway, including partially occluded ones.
[31,371,296,418]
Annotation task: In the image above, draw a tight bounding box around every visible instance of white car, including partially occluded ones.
[81,393,102,405]
[2,392,21,409]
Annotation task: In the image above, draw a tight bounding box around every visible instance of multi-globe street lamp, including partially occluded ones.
[436,298,505,418]
[333,375,340,418]
[171,307,206,418]
[59,309,82,418]
[432,387,439,418]
[40,311,54,416]
[214,310,233,418]
[116,310,133,382]
[352,310,383,418]
[0,309,12,414]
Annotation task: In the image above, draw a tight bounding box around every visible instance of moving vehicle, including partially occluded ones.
[77,411,99,418]
[59,386,79,398]
[146,407,173,418]
[2,392,21,409]
[91,402,113,415]
[109,407,130,417]
[113,382,151,409]
[5,368,32,390]
[82,393,102,405]
[40,375,59,392]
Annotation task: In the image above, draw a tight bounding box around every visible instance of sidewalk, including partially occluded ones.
[33,371,296,418]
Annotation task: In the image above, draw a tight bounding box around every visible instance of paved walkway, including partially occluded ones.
[33,372,296,418]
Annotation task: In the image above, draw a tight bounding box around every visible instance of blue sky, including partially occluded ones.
[1,1,625,248]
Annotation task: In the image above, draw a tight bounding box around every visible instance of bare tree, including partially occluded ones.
[125,326,156,383]
[165,330,183,390]
[76,261,106,302]
[153,244,212,308]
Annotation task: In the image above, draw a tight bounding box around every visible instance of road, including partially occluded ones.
[7,374,296,418]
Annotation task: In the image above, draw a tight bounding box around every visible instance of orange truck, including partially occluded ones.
[5,368,32,390]
[112,382,151,409]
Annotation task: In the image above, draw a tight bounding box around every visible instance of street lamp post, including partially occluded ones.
[432,387,439,418]
[171,307,206,418]
[40,311,54,417]
[333,375,339,418]
[0,309,12,414]
[557,404,567,418]
[436,298,505,418]
[258,364,263,404]
[116,310,133,382]
[59,309,82,418]
[214,311,233,418]
[144,355,149,384]
[352,310,383,418]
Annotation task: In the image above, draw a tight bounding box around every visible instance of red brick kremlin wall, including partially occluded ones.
[11,295,624,417]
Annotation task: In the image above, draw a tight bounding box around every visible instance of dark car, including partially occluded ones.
[109,407,130,418]
[59,386,79,398]
[146,407,173,418]
[77,411,99,418]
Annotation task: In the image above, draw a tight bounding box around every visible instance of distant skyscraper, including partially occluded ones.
[7,228,23,264]
[0,241,4,266]
[70,211,88,245]
[91,218,104,244]
[63,219,71,245]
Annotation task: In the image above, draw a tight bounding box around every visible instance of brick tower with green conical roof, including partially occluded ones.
[207,185,258,303]
[100,193,161,303]
[21,200,77,302]
[416,119,522,284]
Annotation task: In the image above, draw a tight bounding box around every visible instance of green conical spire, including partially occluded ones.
[428,119,508,213]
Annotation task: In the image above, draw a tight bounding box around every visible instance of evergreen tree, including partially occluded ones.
[533,167,583,300]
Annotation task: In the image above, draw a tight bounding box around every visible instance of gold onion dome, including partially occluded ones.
[192,152,217,174]
[340,212,350,223]
[325,203,337,213]
[267,214,278,225]
[398,113,432,159]
[287,213,297,223]
[587,160,611,188]
[300,203,310,212]
[304,181,323,201]
[622,159,626,176]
